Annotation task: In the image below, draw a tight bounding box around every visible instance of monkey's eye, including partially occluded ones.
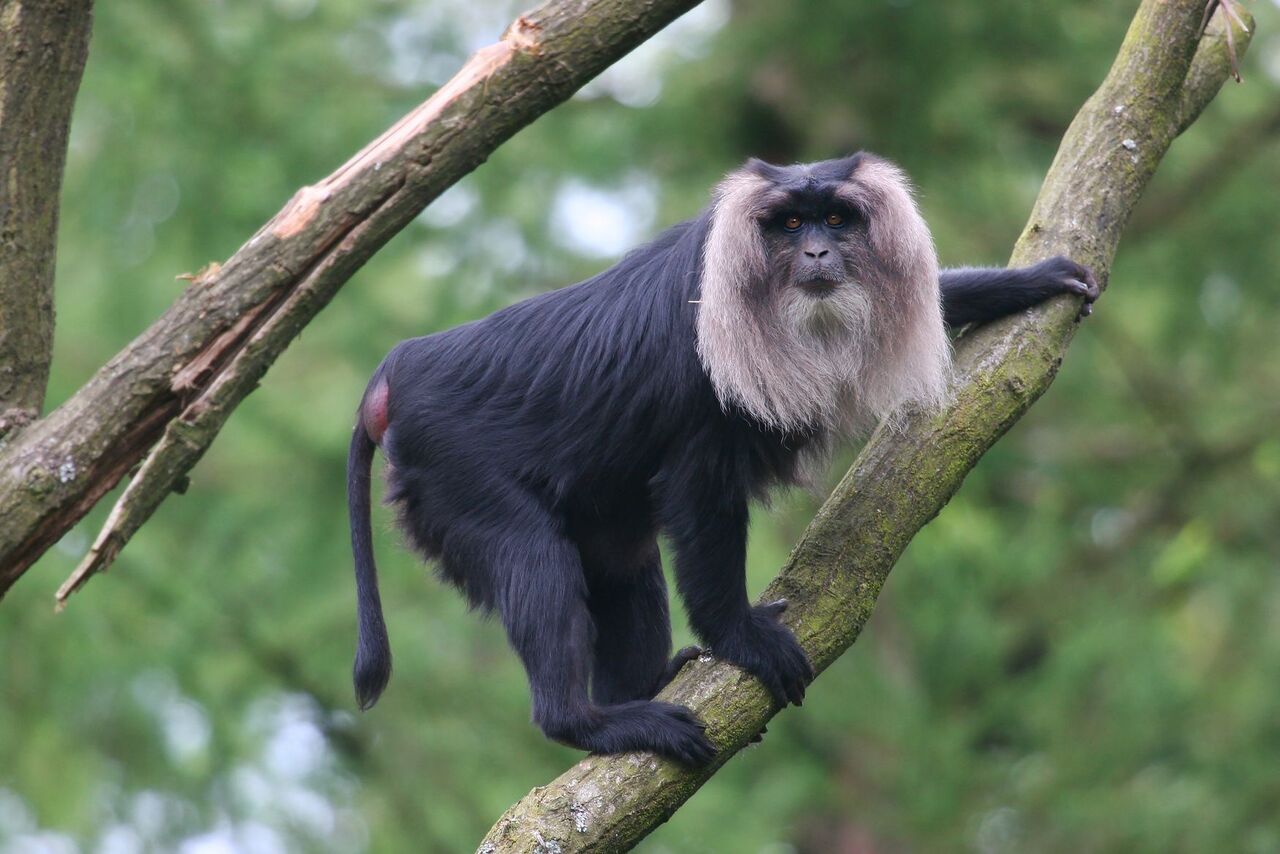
[783,215,803,231]
[824,212,845,228]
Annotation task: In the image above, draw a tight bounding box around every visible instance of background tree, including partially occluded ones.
[2,1,1278,852]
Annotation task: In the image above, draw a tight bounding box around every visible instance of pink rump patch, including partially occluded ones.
[363,378,390,444]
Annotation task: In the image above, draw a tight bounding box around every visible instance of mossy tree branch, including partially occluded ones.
[478,4,1253,852]
[0,0,708,598]
[0,0,94,438]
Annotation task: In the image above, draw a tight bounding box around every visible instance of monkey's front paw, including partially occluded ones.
[714,600,814,707]
[1034,255,1100,318]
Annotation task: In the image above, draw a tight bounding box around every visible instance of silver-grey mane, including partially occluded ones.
[695,155,952,440]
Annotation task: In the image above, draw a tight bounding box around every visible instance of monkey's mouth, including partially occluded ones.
[796,278,841,298]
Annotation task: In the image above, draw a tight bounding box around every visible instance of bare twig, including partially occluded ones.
[1200,0,1250,80]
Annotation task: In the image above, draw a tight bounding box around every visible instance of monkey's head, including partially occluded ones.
[697,152,951,437]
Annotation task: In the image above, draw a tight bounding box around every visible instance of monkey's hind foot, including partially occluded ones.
[541,700,716,767]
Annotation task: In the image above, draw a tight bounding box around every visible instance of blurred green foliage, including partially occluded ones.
[3,0,1280,851]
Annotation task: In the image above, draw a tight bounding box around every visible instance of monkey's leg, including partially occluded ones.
[585,556,702,704]
[940,256,1098,327]
[587,561,673,705]
[495,524,716,766]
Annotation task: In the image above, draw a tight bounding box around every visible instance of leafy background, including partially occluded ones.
[3,1,1280,851]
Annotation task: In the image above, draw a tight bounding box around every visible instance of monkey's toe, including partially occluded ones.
[598,701,715,766]
[672,644,705,666]
[649,645,706,698]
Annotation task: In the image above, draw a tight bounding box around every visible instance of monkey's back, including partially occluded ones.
[376,218,724,526]
[391,294,695,475]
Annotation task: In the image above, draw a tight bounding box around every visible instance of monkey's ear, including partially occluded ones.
[832,153,867,182]
[743,157,788,183]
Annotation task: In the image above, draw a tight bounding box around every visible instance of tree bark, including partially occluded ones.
[477,4,1253,852]
[0,0,94,438]
[0,0,706,596]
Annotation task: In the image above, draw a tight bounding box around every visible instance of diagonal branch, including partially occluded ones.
[0,0,707,598]
[477,4,1253,852]
[0,0,94,438]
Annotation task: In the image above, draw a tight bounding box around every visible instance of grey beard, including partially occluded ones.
[780,282,873,342]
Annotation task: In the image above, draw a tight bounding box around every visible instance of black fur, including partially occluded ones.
[346,161,1096,766]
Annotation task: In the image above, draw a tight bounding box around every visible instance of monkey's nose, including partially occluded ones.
[803,249,829,259]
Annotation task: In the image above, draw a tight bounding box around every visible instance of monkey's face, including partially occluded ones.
[749,162,886,338]
[698,153,950,433]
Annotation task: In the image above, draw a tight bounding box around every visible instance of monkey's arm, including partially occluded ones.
[659,479,812,707]
[940,255,1098,328]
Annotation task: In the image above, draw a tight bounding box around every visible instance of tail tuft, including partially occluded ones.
[354,625,392,711]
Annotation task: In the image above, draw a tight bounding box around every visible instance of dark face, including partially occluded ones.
[746,157,881,300]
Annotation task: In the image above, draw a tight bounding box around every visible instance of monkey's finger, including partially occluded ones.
[1066,280,1098,319]
[763,672,797,708]
[762,598,789,617]
[676,734,717,766]
[774,664,807,706]
[1064,278,1096,299]
[795,665,813,703]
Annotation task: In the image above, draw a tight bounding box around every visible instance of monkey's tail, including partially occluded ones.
[349,392,391,711]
